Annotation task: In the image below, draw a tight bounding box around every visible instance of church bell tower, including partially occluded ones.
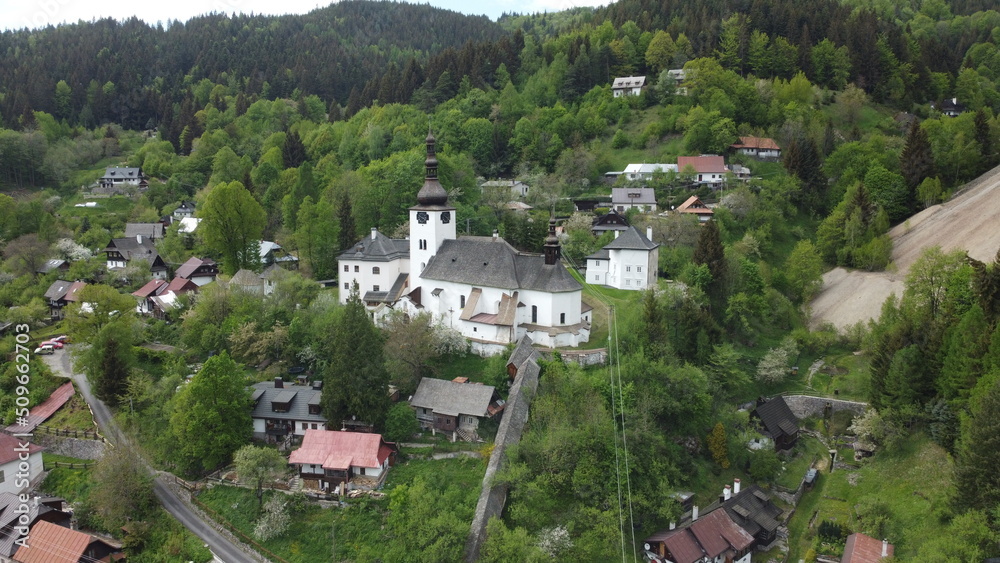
[410,131,456,280]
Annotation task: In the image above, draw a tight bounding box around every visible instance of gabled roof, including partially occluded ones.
[592,210,630,231]
[175,200,196,212]
[260,264,285,281]
[420,237,581,293]
[843,533,893,562]
[731,136,780,150]
[586,248,610,261]
[36,259,68,274]
[0,493,70,558]
[132,279,168,298]
[338,230,409,262]
[3,382,74,434]
[175,257,217,279]
[676,195,714,215]
[288,429,393,469]
[611,187,657,205]
[259,240,282,259]
[0,431,43,466]
[603,225,658,251]
[63,281,86,302]
[165,277,198,294]
[753,396,799,439]
[101,166,141,179]
[249,381,325,423]
[677,155,727,174]
[721,484,783,538]
[507,335,542,380]
[623,163,677,175]
[410,377,497,418]
[13,519,117,563]
[104,237,165,269]
[230,269,263,289]
[44,280,73,301]
[612,76,646,88]
[124,222,164,239]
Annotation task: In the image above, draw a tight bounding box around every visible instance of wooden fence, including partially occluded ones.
[35,424,109,443]
[189,494,291,563]
[45,461,94,470]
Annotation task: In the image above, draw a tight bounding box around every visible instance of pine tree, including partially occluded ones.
[708,422,730,468]
[282,130,307,169]
[337,191,356,252]
[953,377,1000,512]
[693,219,726,301]
[900,120,935,204]
[783,134,826,213]
[974,108,995,172]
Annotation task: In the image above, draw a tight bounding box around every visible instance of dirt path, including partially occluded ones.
[810,164,1000,330]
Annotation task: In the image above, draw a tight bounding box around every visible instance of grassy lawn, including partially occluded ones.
[786,434,951,561]
[576,272,644,349]
[427,352,489,383]
[776,435,827,490]
[44,393,97,431]
[39,456,93,502]
[197,457,485,562]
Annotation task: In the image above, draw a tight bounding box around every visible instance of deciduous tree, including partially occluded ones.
[200,181,266,275]
[234,445,286,511]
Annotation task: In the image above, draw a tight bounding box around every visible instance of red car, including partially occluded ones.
[54,335,70,344]
[41,340,63,349]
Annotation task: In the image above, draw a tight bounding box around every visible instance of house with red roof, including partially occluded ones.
[675,196,714,223]
[174,256,219,286]
[842,533,893,562]
[0,433,44,496]
[13,519,120,563]
[288,429,396,492]
[43,280,87,320]
[730,136,781,160]
[131,277,198,318]
[677,156,728,186]
[644,506,754,563]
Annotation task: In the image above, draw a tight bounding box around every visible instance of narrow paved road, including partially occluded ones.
[44,351,261,563]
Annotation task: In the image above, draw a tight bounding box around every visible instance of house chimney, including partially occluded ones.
[614,230,620,239]
[647,226,653,241]
[274,377,283,389]
[691,505,699,521]
[882,539,888,557]
[136,234,143,244]
[669,522,676,530]
[733,479,741,495]
[492,229,498,242]
[371,227,377,240]
[723,484,731,501]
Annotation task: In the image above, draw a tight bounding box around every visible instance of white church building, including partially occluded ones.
[338,133,591,355]
[586,225,659,290]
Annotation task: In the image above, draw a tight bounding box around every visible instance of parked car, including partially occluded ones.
[41,340,63,349]
[53,335,70,344]
[34,344,54,355]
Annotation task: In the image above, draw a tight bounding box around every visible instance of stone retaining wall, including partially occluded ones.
[34,434,107,460]
[783,395,868,420]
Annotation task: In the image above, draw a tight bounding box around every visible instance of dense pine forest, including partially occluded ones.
[2,0,1000,560]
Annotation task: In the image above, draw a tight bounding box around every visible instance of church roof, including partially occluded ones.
[415,131,450,208]
[338,230,409,262]
[420,237,581,293]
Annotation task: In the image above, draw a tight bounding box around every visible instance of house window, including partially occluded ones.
[302,422,308,430]
[531,305,537,323]
[344,283,349,290]
[637,266,642,273]
[460,295,465,308]
[419,239,427,250]
[594,275,599,281]
[560,313,565,324]
[343,264,348,272]
[0,470,4,483]
[354,265,359,272]
[373,267,380,275]
[626,266,631,272]
[595,260,599,266]
[626,279,631,286]
[473,327,477,332]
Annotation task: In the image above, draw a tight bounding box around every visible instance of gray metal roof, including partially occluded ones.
[410,377,497,417]
[124,223,164,239]
[250,381,326,423]
[612,187,657,205]
[44,280,72,301]
[586,248,611,261]
[338,230,409,262]
[420,237,581,293]
[603,225,659,251]
[101,167,142,178]
[37,259,68,274]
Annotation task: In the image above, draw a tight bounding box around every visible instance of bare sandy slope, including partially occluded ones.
[810,164,1000,330]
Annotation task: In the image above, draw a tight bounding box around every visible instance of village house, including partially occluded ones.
[730,137,781,160]
[666,69,688,95]
[409,377,505,442]
[35,259,69,276]
[481,179,529,198]
[612,75,647,97]
[842,533,894,562]
[173,200,196,220]
[0,493,71,561]
[934,97,965,117]
[675,195,714,223]
[338,134,592,355]
[42,280,86,320]
[644,478,784,563]
[131,277,197,318]
[124,222,165,241]
[103,235,168,279]
[751,396,799,451]
[677,155,729,186]
[591,209,631,235]
[175,256,219,286]
[250,378,327,446]
[97,166,145,191]
[586,225,659,290]
[0,433,43,496]
[622,163,678,182]
[611,187,658,213]
[260,240,298,269]
[13,520,121,563]
[288,429,396,493]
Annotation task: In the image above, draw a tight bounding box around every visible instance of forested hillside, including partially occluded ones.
[2,0,1000,560]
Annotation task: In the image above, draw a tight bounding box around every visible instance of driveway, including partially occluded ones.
[44,351,264,563]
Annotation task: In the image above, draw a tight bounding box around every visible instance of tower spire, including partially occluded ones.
[543,215,560,265]
[416,128,448,206]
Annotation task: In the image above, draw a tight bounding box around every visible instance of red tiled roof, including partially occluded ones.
[676,196,714,215]
[677,155,727,174]
[165,277,198,295]
[14,520,111,563]
[289,430,391,469]
[731,136,780,150]
[662,529,705,563]
[0,432,43,466]
[3,382,75,434]
[843,533,893,562]
[131,279,168,298]
[175,256,213,279]
[62,281,87,302]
